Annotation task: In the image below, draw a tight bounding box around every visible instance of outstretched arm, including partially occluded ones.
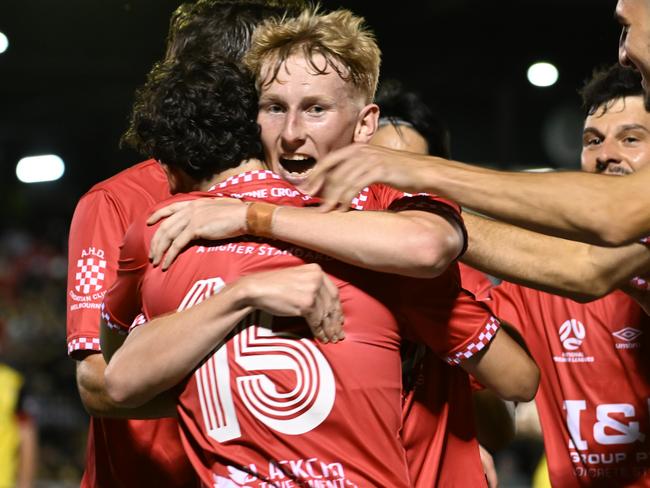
[304,142,650,246]
[462,213,650,301]
[148,198,463,278]
[104,264,342,408]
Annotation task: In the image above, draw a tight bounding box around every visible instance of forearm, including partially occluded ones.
[418,158,650,246]
[77,353,177,418]
[272,207,462,278]
[462,213,650,300]
[105,284,252,408]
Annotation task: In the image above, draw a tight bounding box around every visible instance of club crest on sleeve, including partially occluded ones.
[74,248,107,294]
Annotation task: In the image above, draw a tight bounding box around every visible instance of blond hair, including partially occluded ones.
[244,6,381,104]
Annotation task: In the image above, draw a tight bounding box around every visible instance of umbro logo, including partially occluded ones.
[612,327,643,343]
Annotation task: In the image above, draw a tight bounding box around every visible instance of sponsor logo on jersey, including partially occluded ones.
[612,326,643,349]
[73,247,106,295]
[212,458,358,487]
[553,319,594,363]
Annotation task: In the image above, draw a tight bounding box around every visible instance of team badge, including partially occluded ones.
[74,248,107,294]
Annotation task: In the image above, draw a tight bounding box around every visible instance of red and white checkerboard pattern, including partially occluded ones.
[67,337,101,355]
[630,276,650,291]
[213,170,281,190]
[75,257,107,294]
[129,313,147,333]
[100,303,128,335]
[350,187,370,210]
[446,316,500,365]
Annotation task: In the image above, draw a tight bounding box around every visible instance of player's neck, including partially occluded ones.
[201,159,266,190]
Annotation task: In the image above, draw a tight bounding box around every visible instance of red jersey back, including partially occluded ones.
[461,265,650,487]
[103,171,497,487]
[66,160,197,488]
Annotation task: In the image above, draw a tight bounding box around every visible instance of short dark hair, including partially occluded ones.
[375,79,451,158]
[122,56,263,180]
[580,63,644,116]
[165,0,307,62]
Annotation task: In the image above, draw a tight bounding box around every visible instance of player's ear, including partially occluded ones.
[353,103,379,143]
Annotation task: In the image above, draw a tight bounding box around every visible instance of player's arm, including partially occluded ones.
[460,326,539,402]
[148,198,463,278]
[462,213,650,301]
[473,390,516,452]
[104,264,342,408]
[268,205,462,278]
[305,142,650,246]
[67,191,178,419]
[77,352,178,419]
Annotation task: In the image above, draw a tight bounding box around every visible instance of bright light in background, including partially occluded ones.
[0,32,8,54]
[16,155,65,183]
[527,62,559,87]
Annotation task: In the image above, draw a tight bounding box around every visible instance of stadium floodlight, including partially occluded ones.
[16,154,65,183]
[527,62,559,88]
[0,32,8,54]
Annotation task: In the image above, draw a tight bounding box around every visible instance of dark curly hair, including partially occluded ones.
[580,63,644,116]
[122,55,263,181]
[165,0,307,62]
[375,79,451,158]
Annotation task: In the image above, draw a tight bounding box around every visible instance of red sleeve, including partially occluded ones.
[458,263,495,301]
[486,281,531,335]
[101,217,150,334]
[362,184,468,258]
[66,190,128,358]
[397,271,501,366]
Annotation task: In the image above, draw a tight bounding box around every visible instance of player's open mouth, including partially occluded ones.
[279,154,317,176]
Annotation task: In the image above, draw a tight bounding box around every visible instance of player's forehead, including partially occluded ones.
[585,96,650,131]
[259,52,354,101]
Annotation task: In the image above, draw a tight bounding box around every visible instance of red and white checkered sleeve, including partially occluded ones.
[399,272,501,366]
[629,236,650,290]
[66,190,126,358]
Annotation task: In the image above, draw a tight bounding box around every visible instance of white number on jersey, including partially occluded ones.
[179,278,336,442]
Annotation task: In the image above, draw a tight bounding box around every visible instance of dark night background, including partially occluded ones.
[0,0,621,243]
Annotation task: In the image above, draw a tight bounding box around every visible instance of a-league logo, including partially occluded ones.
[559,318,586,350]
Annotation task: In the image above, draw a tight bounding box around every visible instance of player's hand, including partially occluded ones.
[303,142,429,212]
[238,263,344,343]
[147,198,248,270]
[479,444,499,488]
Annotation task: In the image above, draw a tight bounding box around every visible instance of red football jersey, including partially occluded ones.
[461,265,650,487]
[400,262,497,487]
[103,170,496,487]
[66,160,197,488]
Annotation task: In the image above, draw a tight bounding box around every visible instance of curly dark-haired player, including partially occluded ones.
[65,2,306,486]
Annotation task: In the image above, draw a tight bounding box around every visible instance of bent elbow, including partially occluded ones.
[405,231,462,278]
[104,364,143,409]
